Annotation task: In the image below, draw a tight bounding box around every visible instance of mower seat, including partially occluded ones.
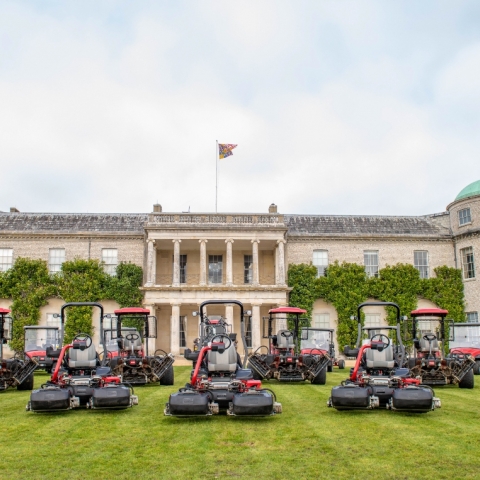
[365,344,395,369]
[68,343,97,368]
[418,337,440,353]
[123,336,143,352]
[208,344,237,372]
[276,330,295,350]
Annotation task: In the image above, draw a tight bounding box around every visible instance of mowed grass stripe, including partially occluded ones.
[0,368,479,479]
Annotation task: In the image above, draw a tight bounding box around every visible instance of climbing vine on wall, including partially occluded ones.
[288,262,465,350]
[0,257,144,349]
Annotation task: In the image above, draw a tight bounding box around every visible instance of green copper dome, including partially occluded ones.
[455,180,480,201]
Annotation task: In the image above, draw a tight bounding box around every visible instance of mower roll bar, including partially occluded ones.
[345,302,405,358]
[0,309,12,359]
[410,310,448,344]
[59,302,107,366]
[198,300,249,368]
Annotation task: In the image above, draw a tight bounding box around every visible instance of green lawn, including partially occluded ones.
[1,367,479,480]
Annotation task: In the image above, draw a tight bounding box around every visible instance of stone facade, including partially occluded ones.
[1,182,480,356]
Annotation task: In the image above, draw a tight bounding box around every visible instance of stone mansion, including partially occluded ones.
[1,180,480,356]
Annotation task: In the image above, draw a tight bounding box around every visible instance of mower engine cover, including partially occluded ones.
[28,387,77,412]
[228,390,276,416]
[388,386,439,412]
[328,385,379,410]
[88,385,134,409]
[166,391,211,416]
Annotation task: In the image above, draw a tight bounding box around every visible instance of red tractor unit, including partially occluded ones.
[0,308,37,392]
[27,302,138,412]
[328,302,441,413]
[449,321,480,375]
[247,307,330,384]
[300,327,345,371]
[165,300,282,417]
[24,325,60,373]
[103,307,174,386]
[408,308,475,388]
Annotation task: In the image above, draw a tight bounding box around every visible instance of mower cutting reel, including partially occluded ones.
[408,309,475,388]
[103,307,174,386]
[328,302,441,413]
[0,308,37,392]
[27,302,138,412]
[247,307,330,383]
[165,300,281,417]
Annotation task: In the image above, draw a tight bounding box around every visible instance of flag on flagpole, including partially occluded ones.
[218,144,238,159]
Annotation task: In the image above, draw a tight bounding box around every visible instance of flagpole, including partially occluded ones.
[215,140,218,213]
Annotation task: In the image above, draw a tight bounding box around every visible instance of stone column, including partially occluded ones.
[277,239,286,286]
[251,303,262,350]
[144,304,157,355]
[172,239,181,286]
[251,239,260,286]
[225,304,234,327]
[225,238,234,286]
[170,303,181,355]
[199,239,208,286]
[146,239,156,286]
[275,244,279,285]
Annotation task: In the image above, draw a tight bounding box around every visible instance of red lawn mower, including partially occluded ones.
[27,302,138,412]
[301,327,345,371]
[328,302,441,413]
[165,300,282,417]
[408,308,475,388]
[0,308,37,392]
[449,321,480,375]
[247,307,330,384]
[103,307,174,386]
[24,325,60,373]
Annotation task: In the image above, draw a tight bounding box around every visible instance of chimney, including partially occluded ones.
[10,207,20,213]
[268,203,277,214]
[153,204,162,213]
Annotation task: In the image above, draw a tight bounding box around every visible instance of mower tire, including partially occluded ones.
[17,373,34,391]
[473,361,480,375]
[160,365,175,385]
[327,363,333,373]
[311,366,327,385]
[247,363,263,380]
[338,359,345,369]
[459,368,474,389]
[408,358,416,369]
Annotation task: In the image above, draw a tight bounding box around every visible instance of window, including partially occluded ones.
[244,255,253,284]
[466,312,479,323]
[179,255,187,284]
[245,315,252,348]
[179,316,187,348]
[0,248,13,272]
[461,247,475,279]
[414,251,429,279]
[459,208,472,226]
[208,255,223,284]
[102,249,118,275]
[313,250,328,277]
[46,313,61,343]
[365,314,381,337]
[49,248,65,273]
[313,313,330,328]
[364,251,379,278]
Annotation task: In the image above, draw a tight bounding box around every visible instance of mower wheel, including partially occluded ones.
[160,365,175,386]
[338,359,345,369]
[247,363,263,380]
[408,358,416,369]
[327,363,333,373]
[311,366,327,385]
[459,368,474,389]
[473,361,480,375]
[17,373,34,391]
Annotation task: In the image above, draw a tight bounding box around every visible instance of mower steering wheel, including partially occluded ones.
[281,331,293,338]
[73,333,93,349]
[423,333,437,342]
[370,334,390,349]
[125,333,140,341]
[210,334,232,351]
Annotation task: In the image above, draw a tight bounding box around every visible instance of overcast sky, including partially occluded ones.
[1,1,480,216]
